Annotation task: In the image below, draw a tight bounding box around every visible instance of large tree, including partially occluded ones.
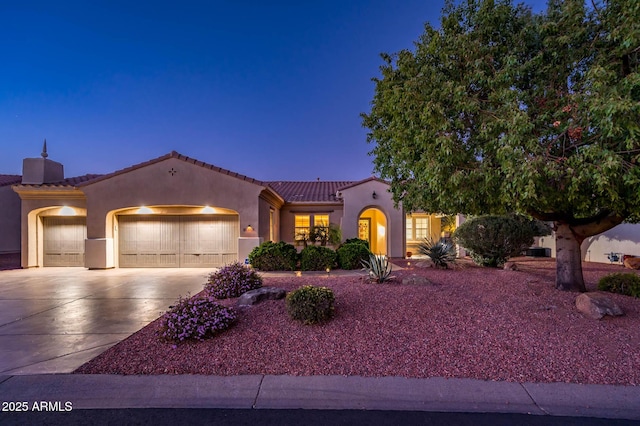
[362,0,640,291]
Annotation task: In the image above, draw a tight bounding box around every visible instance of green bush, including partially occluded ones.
[344,238,369,249]
[598,273,640,297]
[417,238,456,269]
[204,262,263,299]
[248,241,299,271]
[286,285,335,324]
[300,245,337,271]
[337,241,372,269]
[453,215,537,267]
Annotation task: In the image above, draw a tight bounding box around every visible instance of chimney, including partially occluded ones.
[21,139,64,184]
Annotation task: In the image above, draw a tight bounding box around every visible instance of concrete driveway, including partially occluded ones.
[0,268,208,375]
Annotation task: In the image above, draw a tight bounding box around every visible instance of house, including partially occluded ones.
[7,148,454,269]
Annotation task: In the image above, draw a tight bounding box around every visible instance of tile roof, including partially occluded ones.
[336,176,389,191]
[13,174,103,188]
[77,151,267,187]
[0,175,21,187]
[268,181,354,203]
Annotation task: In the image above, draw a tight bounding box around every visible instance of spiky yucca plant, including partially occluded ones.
[361,253,393,283]
[418,238,456,269]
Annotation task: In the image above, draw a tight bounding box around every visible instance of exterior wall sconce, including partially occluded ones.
[245,225,254,232]
[372,191,377,199]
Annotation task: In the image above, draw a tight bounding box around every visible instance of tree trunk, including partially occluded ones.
[554,222,586,292]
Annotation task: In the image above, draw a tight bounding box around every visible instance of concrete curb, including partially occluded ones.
[0,374,638,420]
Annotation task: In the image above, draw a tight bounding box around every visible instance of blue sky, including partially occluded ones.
[1,0,547,181]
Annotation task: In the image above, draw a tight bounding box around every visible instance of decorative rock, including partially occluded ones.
[402,274,433,286]
[503,262,518,271]
[624,257,640,270]
[237,287,286,306]
[415,260,435,268]
[575,292,624,320]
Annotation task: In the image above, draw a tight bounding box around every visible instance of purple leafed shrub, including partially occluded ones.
[159,294,237,343]
[204,262,263,299]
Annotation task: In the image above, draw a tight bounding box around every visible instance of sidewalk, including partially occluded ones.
[1,374,639,420]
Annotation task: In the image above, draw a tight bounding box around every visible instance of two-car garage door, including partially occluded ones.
[118,215,238,268]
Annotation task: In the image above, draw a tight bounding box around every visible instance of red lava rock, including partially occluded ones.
[74,258,640,385]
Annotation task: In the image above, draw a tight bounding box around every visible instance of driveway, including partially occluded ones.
[0,268,208,375]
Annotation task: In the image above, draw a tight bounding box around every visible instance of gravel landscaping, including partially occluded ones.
[75,258,640,385]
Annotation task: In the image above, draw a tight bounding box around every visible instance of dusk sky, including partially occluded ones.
[1,0,547,181]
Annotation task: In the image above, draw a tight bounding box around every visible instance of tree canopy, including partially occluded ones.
[362,0,640,291]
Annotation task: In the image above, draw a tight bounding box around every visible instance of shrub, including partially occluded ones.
[598,273,640,297]
[248,241,299,271]
[309,223,342,246]
[300,245,337,271]
[337,241,372,269]
[361,253,393,283]
[344,238,369,249]
[453,215,536,267]
[204,262,263,299]
[159,294,237,343]
[417,238,456,269]
[286,285,335,324]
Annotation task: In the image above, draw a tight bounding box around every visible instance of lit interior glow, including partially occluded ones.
[202,206,215,214]
[137,206,153,214]
[60,206,76,216]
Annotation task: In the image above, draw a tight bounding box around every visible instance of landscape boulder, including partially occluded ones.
[623,256,640,270]
[402,274,433,286]
[575,292,624,320]
[415,260,435,268]
[237,287,286,307]
[503,261,518,271]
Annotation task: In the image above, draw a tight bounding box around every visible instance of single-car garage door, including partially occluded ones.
[118,215,238,267]
[43,216,87,266]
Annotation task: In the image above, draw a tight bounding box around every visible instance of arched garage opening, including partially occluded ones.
[111,206,239,268]
[27,206,87,267]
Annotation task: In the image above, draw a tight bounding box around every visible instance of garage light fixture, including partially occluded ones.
[137,206,153,214]
[245,225,254,232]
[202,206,215,214]
[60,206,76,216]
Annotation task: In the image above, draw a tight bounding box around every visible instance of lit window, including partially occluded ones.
[294,215,310,241]
[406,215,430,241]
[415,217,429,240]
[314,214,329,228]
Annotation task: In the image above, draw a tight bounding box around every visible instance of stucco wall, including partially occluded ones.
[0,185,21,254]
[279,203,344,244]
[77,157,267,268]
[81,158,265,239]
[340,180,405,258]
[538,223,640,264]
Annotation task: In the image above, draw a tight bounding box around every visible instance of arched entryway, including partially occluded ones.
[358,207,387,255]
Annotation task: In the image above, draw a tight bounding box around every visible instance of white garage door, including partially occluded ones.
[118,215,239,268]
[43,216,87,267]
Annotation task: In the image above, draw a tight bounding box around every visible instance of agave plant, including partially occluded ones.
[361,253,393,283]
[418,237,456,269]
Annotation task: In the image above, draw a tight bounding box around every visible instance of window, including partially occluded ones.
[314,214,329,228]
[294,213,330,241]
[294,215,310,241]
[269,209,275,241]
[406,215,430,241]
